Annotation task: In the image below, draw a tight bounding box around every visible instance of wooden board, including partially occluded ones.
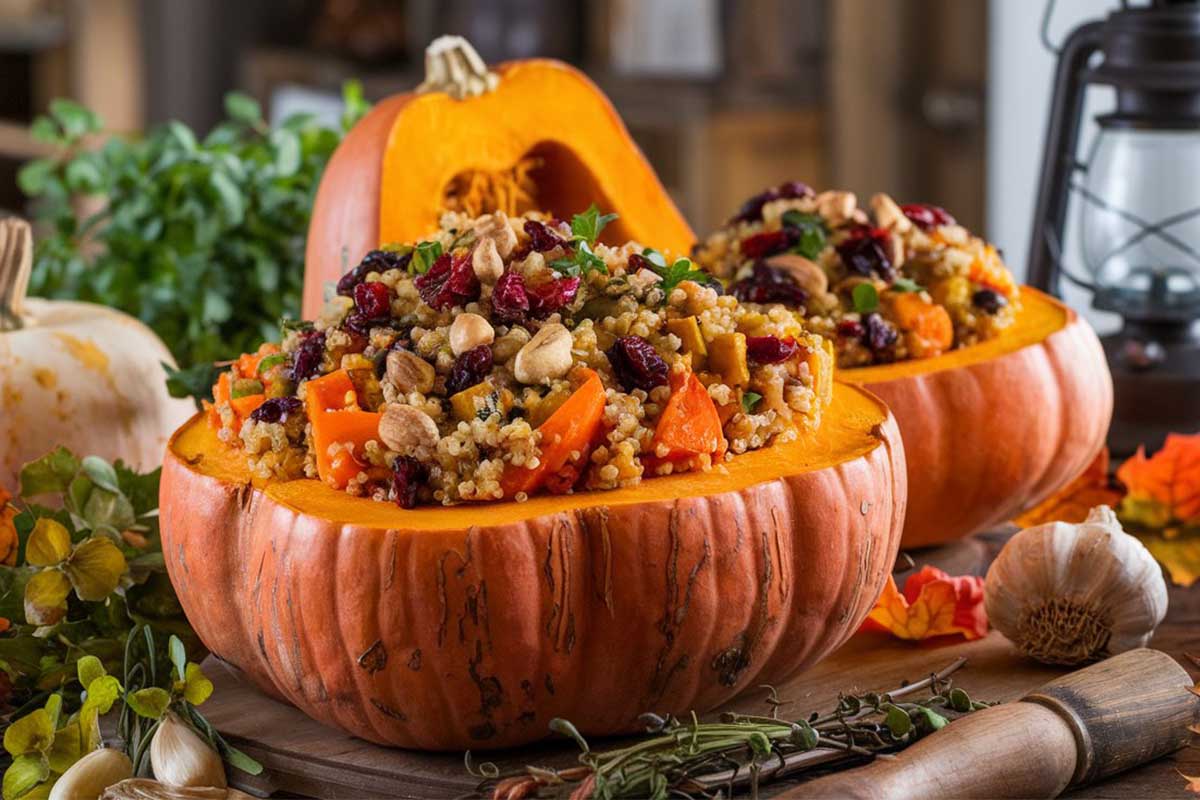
[198,538,1200,799]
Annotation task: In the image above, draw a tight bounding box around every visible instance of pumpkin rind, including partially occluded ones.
[841,287,1112,548]
[303,59,694,318]
[159,383,905,749]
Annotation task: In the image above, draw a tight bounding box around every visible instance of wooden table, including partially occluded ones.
[199,534,1200,799]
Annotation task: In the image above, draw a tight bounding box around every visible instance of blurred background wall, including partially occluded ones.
[0,0,1114,292]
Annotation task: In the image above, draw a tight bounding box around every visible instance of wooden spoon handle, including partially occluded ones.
[789,649,1197,800]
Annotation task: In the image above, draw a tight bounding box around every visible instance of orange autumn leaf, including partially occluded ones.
[1180,771,1200,795]
[1015,448,1122,527]
[1118,433,1200,527]
[0,485,17,567]
[861,565,988,642]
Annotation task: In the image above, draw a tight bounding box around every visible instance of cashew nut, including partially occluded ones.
[512,323,574,384]
[386,348,436,394]
[449,312,495,355]
[766,253,828,298]
[870,193,912,233]
[378,404,440,455]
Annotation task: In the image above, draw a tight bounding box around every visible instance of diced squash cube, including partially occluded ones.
[450,381,514,422]
[666,316,707,365]
[707,332,750,387]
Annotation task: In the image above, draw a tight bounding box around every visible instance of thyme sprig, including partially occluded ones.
[468,658,989,800]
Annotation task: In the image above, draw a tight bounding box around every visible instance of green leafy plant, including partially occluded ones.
[550,205,618,277]
[19,85,370,379]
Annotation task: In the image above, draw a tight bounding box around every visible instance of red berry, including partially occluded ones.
[446,345,493,395]
[524,220,568,252]
[528,276,581,317]
[901,203,956,230]
[836,227,894,282]
[607,336,669,392]
[491,270,530,323]
[353,280,392,320]
[415,252,480,310]
[836,320,865,339]
[740,230,794,259]
[391,456,428,509]
[746,335,799,364]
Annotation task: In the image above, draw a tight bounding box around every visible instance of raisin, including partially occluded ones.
[901,203,956,230]
[607,336,669,392]
[837,227,895,282]
[491,270,531,323]
[446,344,493,395]
[863,313,898,352]
[740,230,794,259]
[391,455,428,509]
[415,252,480,310]
[337,249,412,296]
[249,397,303,424]
[290,331,326,382]
[972,288,1007,314]
[746,335,799,364]
[729,262,807,307]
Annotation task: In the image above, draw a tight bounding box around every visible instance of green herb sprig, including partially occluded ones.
[550,205,618,278]
[781,210,828,260]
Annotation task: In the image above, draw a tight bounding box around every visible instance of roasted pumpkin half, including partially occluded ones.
[159,383,905,749]
[303,36,694,318]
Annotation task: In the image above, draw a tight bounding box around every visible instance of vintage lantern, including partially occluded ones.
[1029,0,1200,455]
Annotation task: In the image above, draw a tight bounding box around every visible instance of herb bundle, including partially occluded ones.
[469,658,989,799]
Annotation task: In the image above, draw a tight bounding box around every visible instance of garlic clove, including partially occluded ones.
[985,505,1168,666]
[49,747,133,800]
[150,713,227,789]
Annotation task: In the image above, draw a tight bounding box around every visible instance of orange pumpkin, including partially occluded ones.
[840,287,1112,548]
[302,37,694,318]
[159,383,906,749]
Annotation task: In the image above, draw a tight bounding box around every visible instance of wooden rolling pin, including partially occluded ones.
[791,648,1198,799]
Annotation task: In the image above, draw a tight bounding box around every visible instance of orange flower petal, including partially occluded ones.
[862,566,988,642]
[1117,433,1200,525]
[1016,448,1123,527]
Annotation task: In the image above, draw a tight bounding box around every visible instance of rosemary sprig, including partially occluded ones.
[469,658,990,800]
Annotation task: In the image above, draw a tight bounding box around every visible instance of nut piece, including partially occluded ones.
[473,211,518,258]
[766,253,828,298]
[378,404,440,454]
[513,323,574,384]
[871,193,912,233]
[449,312,495,355]
[816,190,857,224]
[884,232,906,269]
[386,349,436,394]
[472,237,504,284]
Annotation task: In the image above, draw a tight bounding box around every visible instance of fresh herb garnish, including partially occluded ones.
[781,210,828,260]
[550,240,608,277]
[852,282,880,313]
[255,353,287,374]
[640,247,668,269]
[410,241,444,275]
[741,391,763,413]
[163,361,220,409]
[655,256,710,297]
[570,203,618,246]
[891,276,924,293]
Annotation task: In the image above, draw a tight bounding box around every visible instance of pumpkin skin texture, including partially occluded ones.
[160,384,905,750]
[303,59,695,318]
[0,220,193,489]
[840,287,1112,549]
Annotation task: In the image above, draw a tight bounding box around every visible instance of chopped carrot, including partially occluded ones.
[890,293,954,356]
[502,369,606,497]
[310,409,382,488]
[305,369,359,413]
[648,370,727,467]
[229,393,266,422]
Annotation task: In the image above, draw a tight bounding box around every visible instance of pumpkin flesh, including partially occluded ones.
[841,287,1112,548]
[304,59,694,318]
[160,382,905,749]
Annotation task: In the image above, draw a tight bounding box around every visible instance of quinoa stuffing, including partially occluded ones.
[205,207,834,508]
[692,182,1021,367]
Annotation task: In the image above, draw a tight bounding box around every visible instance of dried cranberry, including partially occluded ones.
[353,281,392,320]
[342,314,375,335]
[391,455,428,509]
[249,396,303,424]
[491,270,531,323]
[628,253,655,273]
[836,320,865,339]
[415,252,480,311]
[746,335,799,364]
[729,181,814,224]
[863,313,898,352]
[836,227,895,282]
[729,262,807,307]
[972,288,1007,314]
[446,345,493,395]
[528,276,581,317]
[337,249,412,297]
[290,331,326,381]
[740,230,794,259]
[607,336,668,392]
[524,220,569,253]
[901,203,956,230]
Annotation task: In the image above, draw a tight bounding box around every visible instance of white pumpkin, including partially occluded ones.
[0,218,193,489]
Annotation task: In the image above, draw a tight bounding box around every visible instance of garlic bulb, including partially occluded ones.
[50,747,133,800]
[150,713,227,789]
[985,505,1168,665]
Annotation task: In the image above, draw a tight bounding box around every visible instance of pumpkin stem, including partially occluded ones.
[417,36,499,100]
[0,218,32,332]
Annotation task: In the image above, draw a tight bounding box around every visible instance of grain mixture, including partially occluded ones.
[692,182,1020,367]
[207,208,833,508]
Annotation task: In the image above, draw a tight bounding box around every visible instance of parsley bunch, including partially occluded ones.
[19,85,370,374]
